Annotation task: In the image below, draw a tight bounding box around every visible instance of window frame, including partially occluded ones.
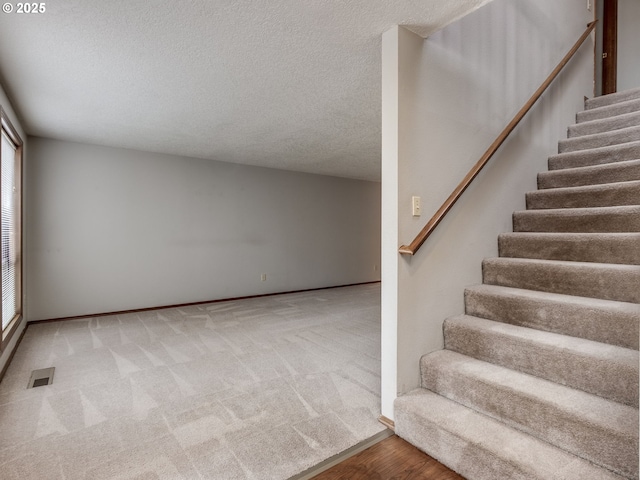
[0,106,23,351]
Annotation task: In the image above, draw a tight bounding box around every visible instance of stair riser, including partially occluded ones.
[444,319,639,407]
[569,111,640,138]
[395,391,626,480]
[548,142,640,170]
[538,160,640,189]
[585,88,640,110]
[421,355,638,477]
[525,182,640,209]
[465,286,640,349]
[558,127,640,153]
[395,408,513,480]
[498,233,640,265]
[482,259,640,303]
[513,209,640,233]
[577,98,640,123]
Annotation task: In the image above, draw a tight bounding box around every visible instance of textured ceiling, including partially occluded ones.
[0,0,490,181]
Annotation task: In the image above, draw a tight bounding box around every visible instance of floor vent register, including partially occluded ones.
[27,367,55,388]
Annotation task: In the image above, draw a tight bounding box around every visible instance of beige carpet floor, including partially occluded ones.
[0,284,384,479]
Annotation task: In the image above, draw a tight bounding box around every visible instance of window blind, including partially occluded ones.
[1,129,17,330]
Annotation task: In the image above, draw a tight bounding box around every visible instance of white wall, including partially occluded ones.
[618,0,640,91]
[0,82,28,375]
[381,0,594,420]
[380,26,402,419]
[26,137,381,320]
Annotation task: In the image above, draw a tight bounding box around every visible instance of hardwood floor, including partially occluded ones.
[311,435,465,480]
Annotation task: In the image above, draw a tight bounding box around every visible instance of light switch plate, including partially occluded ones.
[412,196,421,216]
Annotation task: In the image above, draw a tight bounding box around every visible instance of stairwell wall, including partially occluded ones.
[26,137,381,320]
[381,0,594,419]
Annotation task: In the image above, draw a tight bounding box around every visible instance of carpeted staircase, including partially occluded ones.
[394,87,640,480]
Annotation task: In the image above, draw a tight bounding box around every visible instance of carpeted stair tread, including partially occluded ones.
[464,284,640,349]
[548,140,640,170]
[558,125,640,153]
[443,315,639,406]
[498,232,640,265]
[525,180,640,209]
[585,87,640,110]
[538,159,640,189]
[577,98,640,123]
[482,256,640,303]
[394,389,627,480]
[395,89,640,480]
[569,110,640,138]
[513,205,640,233]
[420,350,639,478]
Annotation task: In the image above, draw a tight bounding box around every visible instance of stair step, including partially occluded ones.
[577,98,640,123]
[395,389,628,480]
[585,87,640,110]
[498,232,640,265]
[443,315,639,407]
[525,180,640,209]
[538,159,640,189]
[464,284,640,349]
[569,110,640,138]
[420,350,639,477]
[513,205,640,233]
[482,257,640,303]
[549,140,640,170]
[395,93,640,480]
[558,125,640,153]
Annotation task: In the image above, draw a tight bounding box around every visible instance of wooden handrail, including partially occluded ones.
[399,21,597,256]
